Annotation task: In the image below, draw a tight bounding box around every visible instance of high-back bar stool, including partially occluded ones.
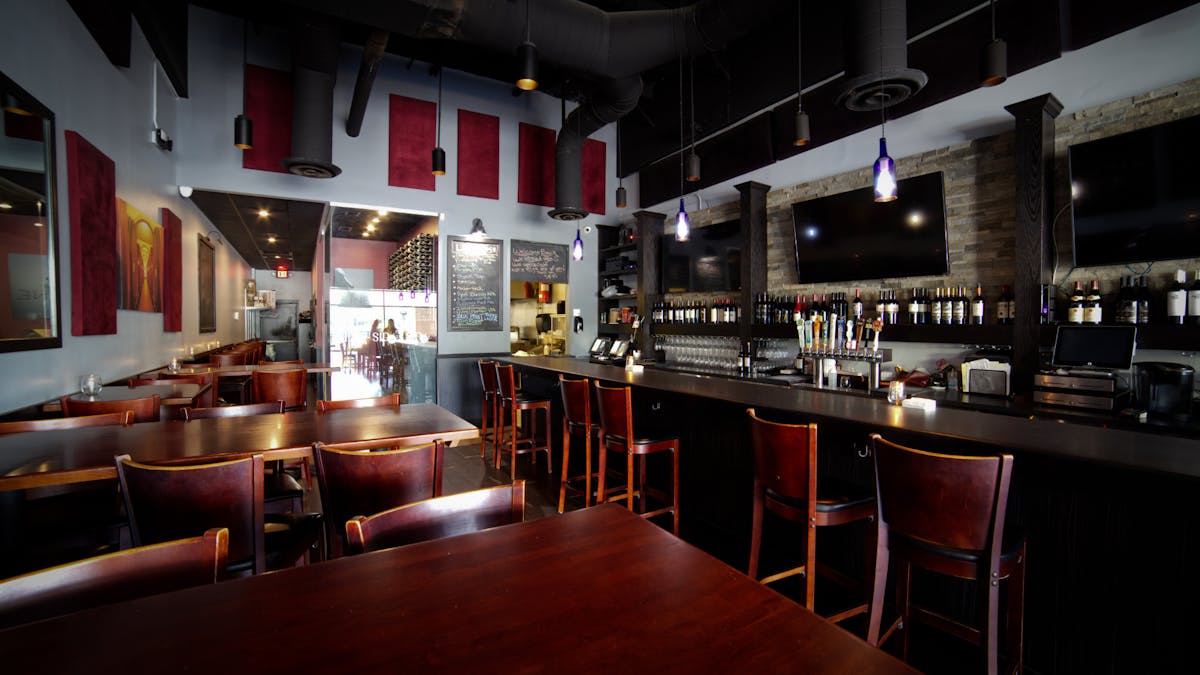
[593,382,679,535]
[867,433,1026,675]
[476,360,501,465]
[557,375,599,513]
[745,409,876,624]
[494,364,552,479]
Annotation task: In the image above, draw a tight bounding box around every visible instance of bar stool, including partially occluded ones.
[867,433,1026,675]
[746,409,875,624]
[494,364,552,479]
[557,375,599,513]
[594,382,679,535]
[476,360,500,464]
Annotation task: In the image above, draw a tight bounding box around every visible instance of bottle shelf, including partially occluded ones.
[747,322,1015,345]
[599,243,638,255]
[598,323,636,335]
[600,268,638,278]
[1040,323,1200,351]
[598,293,638,301]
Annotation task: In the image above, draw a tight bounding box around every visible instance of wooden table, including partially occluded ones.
[0,505,916,674]
[0,403,477,491]
[149,362,341,376]
[59,382,209,407]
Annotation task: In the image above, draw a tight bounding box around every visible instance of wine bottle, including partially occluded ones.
[971,284,986,325]
[931,288,943,325]
[1188,270,1200,325]
[996,285,1011,325]
[885,290,900,325]
[1136,276,1151,325]
[1167,269,1187,325]
[851,289,863,320]
[942,287,955,326]
[952,286,966,325]
[875,289,885,320]
[1083,279,1102,324]
[908,289,920,324]
[1067,281,1085,324]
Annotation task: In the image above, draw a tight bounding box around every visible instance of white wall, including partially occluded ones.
[178,7,608,360]
[0,0,250,414]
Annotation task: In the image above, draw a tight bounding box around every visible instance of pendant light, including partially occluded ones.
[675,53,690,242]
[516,0,538,91]
[980,0,1007,87]
[794,1,811,146]
[872,0,897,203]
[615,122,628,209]
[686,57,700,182]
[572,228,584,261]
[234,19,253,150]
[432,67,446,175]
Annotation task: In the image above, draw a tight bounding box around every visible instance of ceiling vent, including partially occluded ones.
[282,16,342,179]
[835,0,927,111]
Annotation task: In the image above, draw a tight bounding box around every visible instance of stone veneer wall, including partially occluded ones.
[672,77,1200,314]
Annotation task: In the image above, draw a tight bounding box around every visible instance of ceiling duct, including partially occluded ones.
[283,15,342,178]
[835,0,927,111]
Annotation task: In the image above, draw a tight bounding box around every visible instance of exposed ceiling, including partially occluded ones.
[189,190,325,271]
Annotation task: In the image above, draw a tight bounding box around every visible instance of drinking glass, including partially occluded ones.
[79,374,103,397]
[887,380,906,406]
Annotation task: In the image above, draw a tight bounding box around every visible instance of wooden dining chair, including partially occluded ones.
[746,408,876,624]
[0,411,133,435]
[594,381,680,535]
[0,528,227,630]
[259,359,303,366]
[182,401,285,420]
[209,351,248,367]
[179,400,301,505]
[316,393,401,412]
[313,439,445,558]
[60,393,161,424]
[866,434,1026,675]
[251,368,308,412]
[345,481,525,555]
[128,373,216,411]
[116,454,321,576]
[210,351,251,404]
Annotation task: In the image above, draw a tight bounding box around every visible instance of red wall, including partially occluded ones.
[330,238,398,290]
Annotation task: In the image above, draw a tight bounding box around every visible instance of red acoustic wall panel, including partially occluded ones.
[456,109,499,200]
[517,123,556,207]
[64,130,118,336]
[582,138,606,216]
[161,207,182,332]
[388,94,436,192]
[241,64,292,173]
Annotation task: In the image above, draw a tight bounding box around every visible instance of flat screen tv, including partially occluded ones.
[660,218,742,293]
[1068,114,1200,267]
[791,172,948,284]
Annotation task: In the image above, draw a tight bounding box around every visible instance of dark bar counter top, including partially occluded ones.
[500,356,1200,480]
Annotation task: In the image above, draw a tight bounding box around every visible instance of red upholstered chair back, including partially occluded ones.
[182,401,284,420]
[316,394,401,412]
[0,411,132,435]
[251,369,307,411]
[61,394,161,423]
[747,409,815,504]
[345,482,525,555]
[116,454,265,574]
[0,528,227,630]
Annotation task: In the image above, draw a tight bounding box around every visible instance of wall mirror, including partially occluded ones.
[0,70,60,352]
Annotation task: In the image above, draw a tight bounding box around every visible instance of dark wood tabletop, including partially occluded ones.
[61,382,210,407]
[0,403,477,491]
[149,362,340,376]
[0,505,916,674]
[501,356,1200,478]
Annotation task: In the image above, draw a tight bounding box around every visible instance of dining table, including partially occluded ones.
[0,504,917,674]
[147,361,341,376]
[56,381,210,407]
[0,403,477,492]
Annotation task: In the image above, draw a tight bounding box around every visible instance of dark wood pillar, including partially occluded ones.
[1004,94,1062,394]
[735,181,770,343]
[633,210,665,351]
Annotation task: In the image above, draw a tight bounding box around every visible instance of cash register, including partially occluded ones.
[589,337,629,365]
[1033,325,1136,412]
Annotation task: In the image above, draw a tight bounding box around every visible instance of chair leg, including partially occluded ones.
[596,434,607,504]
[558,420,571,514]
[748,484,764,579]
[637,455,648,514]
[479,392,489,459]
[897,561,912,663]
[583,430,592,508]
[804,515,817,612]
[1006,544,1026,675]
[626,451,635,513]
[542,408,552,475]
[671,445,679,536]
[508,409,518,480]
[867,526,891,647]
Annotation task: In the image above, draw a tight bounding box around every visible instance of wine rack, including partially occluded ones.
[389,233,436,291]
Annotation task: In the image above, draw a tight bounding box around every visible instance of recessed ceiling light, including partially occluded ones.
[366,224,376,232]
[0,202,12,209]
[361,231,369,237]
[377,209,387,217]
[274,255,281,259]
[257,209,269,218]
[268,236,277,244]
[370,217,380,224]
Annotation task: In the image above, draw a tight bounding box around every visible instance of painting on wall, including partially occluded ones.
[198,235,215,333]
[116,198,163,312]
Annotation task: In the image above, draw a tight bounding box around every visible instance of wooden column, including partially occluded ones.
[1004,94,1062,394]
[633,210,665,351]
[735,181,770,343]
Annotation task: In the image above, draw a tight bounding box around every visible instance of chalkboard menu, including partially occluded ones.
[510,239,569,283]
[448,235,503,332]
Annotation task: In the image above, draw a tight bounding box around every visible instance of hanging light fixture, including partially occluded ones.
[615,122,627,208]
[432,67,446,175]
[686,57,700,182]
[675,53,690,242]
[234,19,253,150]
[794,1,811,146]
[34,200,44,228]
[872,0,897,203]
[516,0,538,91]
[980,0,1007,87]
[572,228,584,261]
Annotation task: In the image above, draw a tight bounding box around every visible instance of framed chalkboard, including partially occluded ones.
[510,239,569,283]
[448,235,503,332]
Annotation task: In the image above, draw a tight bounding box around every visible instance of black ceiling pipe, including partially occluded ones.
[283,15,342,178]
[835,0,927,111]
[346,29,389,138]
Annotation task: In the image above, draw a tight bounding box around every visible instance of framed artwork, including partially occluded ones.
[116,198,163,312]
[198,235,215,333]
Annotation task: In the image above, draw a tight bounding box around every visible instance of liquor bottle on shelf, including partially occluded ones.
[1067,281,1085,324]
[875,289,885,320]
[1189,271,1200,325]
[1136,276,1151,325]
[931,288,943,325]
[970,284,986,325]
[917,288,929,325]
[908,289,920,325]
[851,289,864,320]
[1114,277,1130,324]
[1166,269,1187,325]
[1083,279,1102,324]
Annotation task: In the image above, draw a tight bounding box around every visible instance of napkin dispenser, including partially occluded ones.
[961,358,1011,396]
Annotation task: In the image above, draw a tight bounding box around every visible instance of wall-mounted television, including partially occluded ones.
[1068,114,1200,267]
[660,218,741,293]
[791,172,949,284]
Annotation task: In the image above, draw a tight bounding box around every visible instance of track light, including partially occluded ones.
[686,153,701,182]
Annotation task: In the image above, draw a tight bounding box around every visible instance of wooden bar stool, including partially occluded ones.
[476,360,501,464]
[557,375,599,513]
[867,433,1026,675]
[594,382,679,535]
[746,409,876,624]
[494,364,551,479]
